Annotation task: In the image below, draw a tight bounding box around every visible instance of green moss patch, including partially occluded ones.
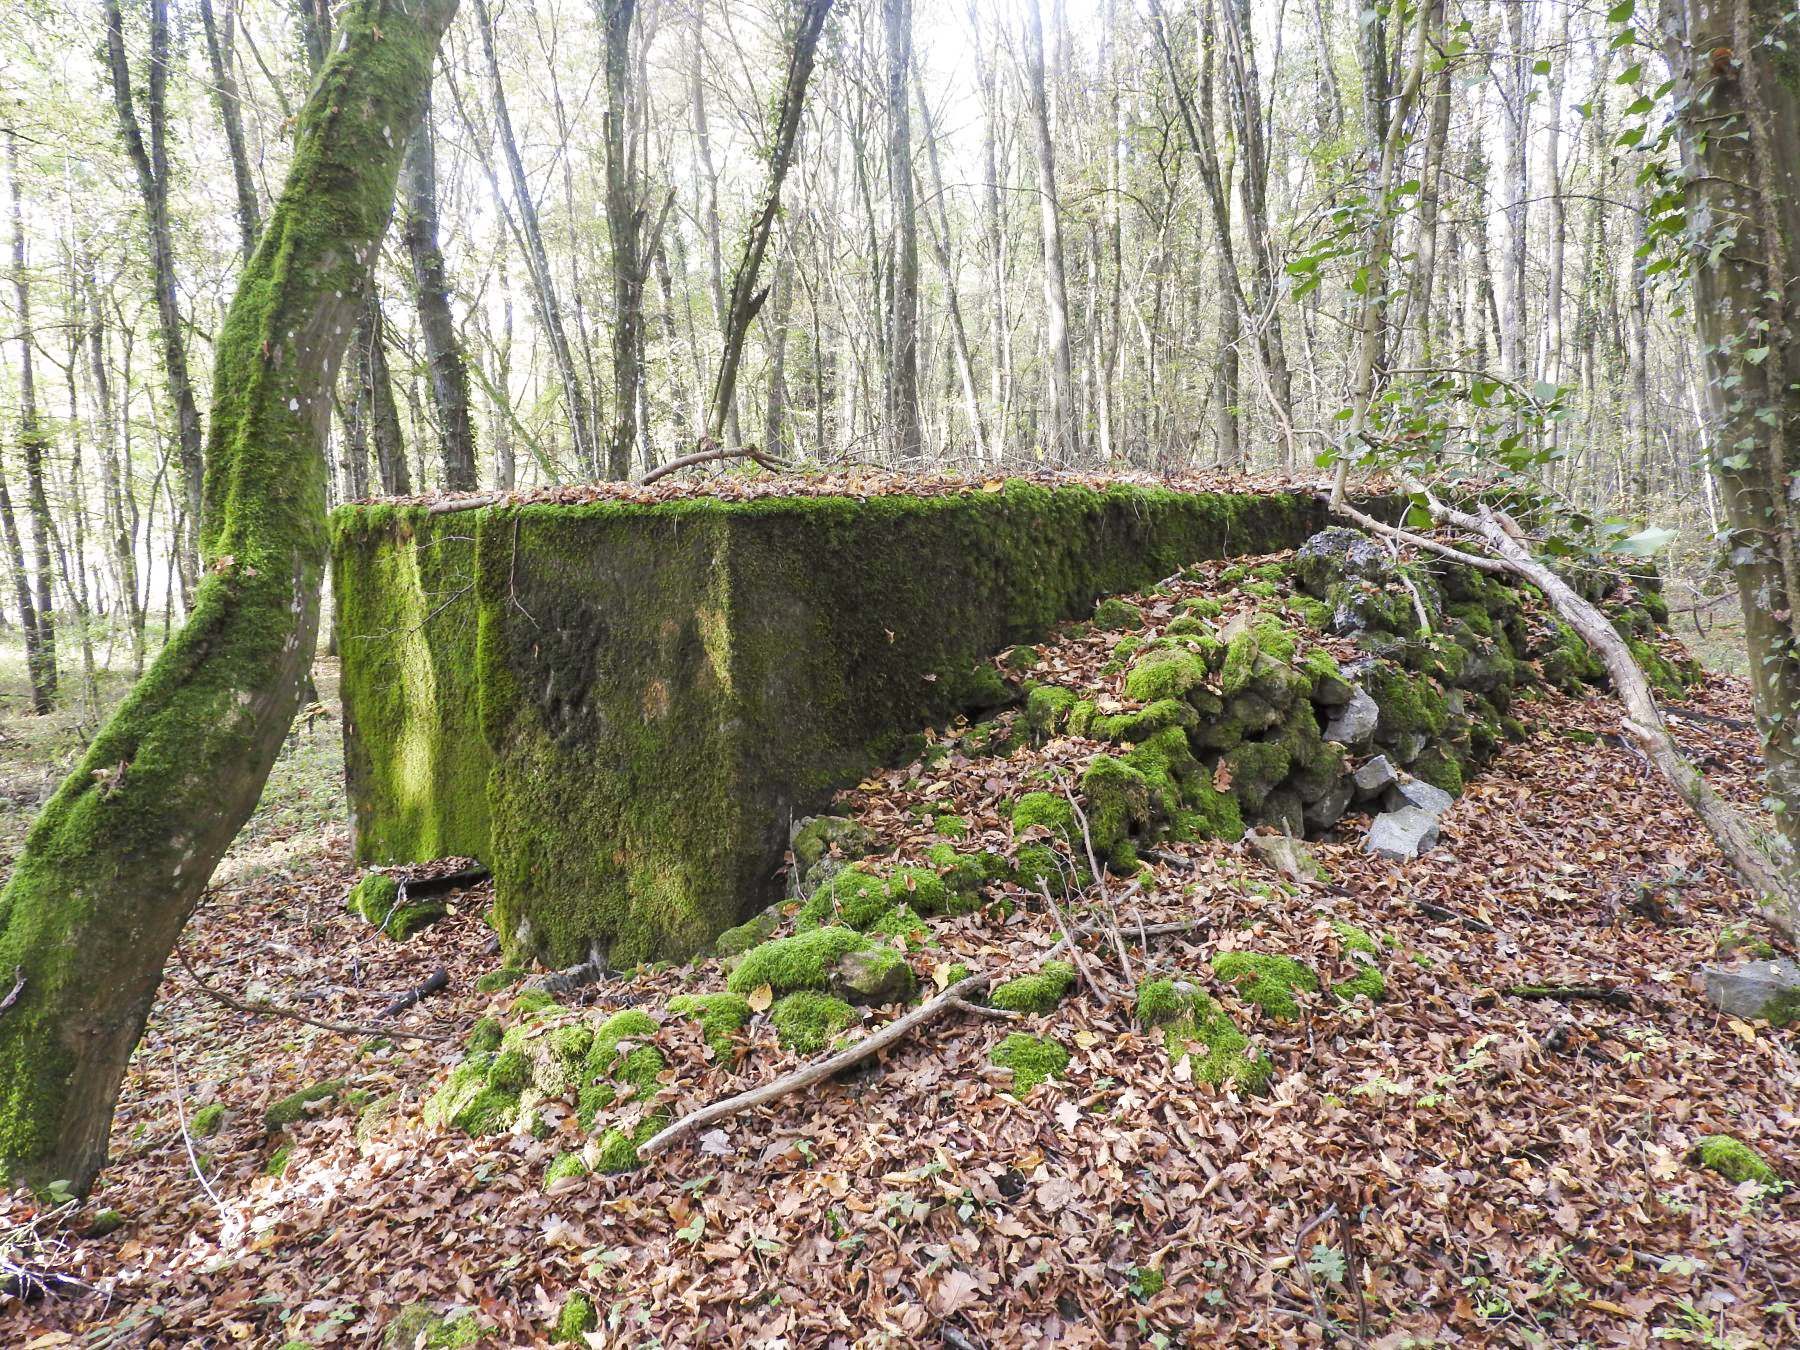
[1094,598,1145,630]
[770,991,858,1053]
[1696,1135,1779,1186]
[545,1151,589,1190]
[727,927,869,995]
[475,967,527,994]
[190,1104,226,1139]
[1136,978,1271,1093]
[555,1292,597,1343]
[990,961,1077,1014]
[990,1033,1071,1096]
[1211,952,1319,1022]
[264,1080,346,1132]
[577,1008,665,1131]
[667,992,753,1057]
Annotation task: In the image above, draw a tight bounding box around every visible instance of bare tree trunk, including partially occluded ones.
[81,255,145,672]
[1022,0,1075,461]
[199,0,260,261]
[104,0,203,599]
[473,0,597,477]
[400,92,478,492]
[0,0,461,1198]
[1496,0,1529,384]
[690,4,739,449]
[7,128,56,712]
[601,0,643,479]
[884,0,922,461]
[915,81,988,462]
[354,294,412,495]
[704,0,834,446]
[971,2,1009,457]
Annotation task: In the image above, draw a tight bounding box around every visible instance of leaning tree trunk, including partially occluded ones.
[1021,0,1076,463]
[199,0,260,262]
[704,0,834,447]
[0,0,459,1197]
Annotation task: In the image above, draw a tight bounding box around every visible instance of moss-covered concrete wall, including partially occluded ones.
[333,481,1389,967]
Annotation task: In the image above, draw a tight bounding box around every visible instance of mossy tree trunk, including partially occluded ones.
[0,0,460,1197]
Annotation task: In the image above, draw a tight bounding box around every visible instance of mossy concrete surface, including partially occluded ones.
[335,483,1376,967]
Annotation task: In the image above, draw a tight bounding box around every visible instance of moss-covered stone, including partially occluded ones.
[1025,685,1077,738]
[576,1009,665,1132]
[791,815,878,876]
[667,992,752,1057]
[466,1017,504,1053]
[1094,597,1145,630]
[990,961,1077,1014]
[1211,952,1319,1021]
[555,1292,597,1343]
[1012,791,1076,840]
[382,1305,482,1350]
[990,1032,1070,1095]
[770,990,858,1053]
[713,910,779,959]
[1136,978,1271,1092]
[727,927,868,995]
[475,967,527,995]
[1124,647,1209,703]
[263,1080,346,1132]
[335,485,1359,971]
[1695,1134,1779,1186]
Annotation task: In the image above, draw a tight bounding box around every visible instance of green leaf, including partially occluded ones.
[1612,525,1678,556]
[1607,0,1634,22]
[1532,58,1552,75]
[1746,346,1770,365]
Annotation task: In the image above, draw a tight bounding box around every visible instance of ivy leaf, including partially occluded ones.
[1745,346,1770,365]
[1613,525,1678,556]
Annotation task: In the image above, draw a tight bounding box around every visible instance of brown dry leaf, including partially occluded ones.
[746,983,774,1013]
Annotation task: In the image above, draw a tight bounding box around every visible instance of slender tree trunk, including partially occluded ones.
[82,255,145,671]
[971,2,1009,457]
[884,0,921,460]
[690,4,739,449]
[915,81,988,462]
[7,129,56,712]
[199,0,260,261]
[705,0,835,446]
[473,0,597,477]
[601,0,643,479]
[354,294,412,495]
[400,92,478,491]
[0,0,460,1198]
[0,465,40,709]
[104,0,203,600]
[1496,0,1529,384]
[1022,0,1075,462]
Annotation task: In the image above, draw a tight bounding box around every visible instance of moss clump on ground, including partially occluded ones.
[266,1142,293,1177]
[1211,952,1319,1021]
[475,967,527,994]
[466,1017,504,1053]
[1012,791,1075,840]
[577,1009,664,1131]
[769,991,858,1053]
[1094,598,1145,629]
[990,1032,1070,1095]
[497,1020,595,1095]
[544,1151,589,1190]
[263,1080,346,1132]
[727,926,869,995]
[555,1292,597,1343]
[510,990,563,1018]
[1026,685,1077,737]
[667,992,753,1057]
[1136,978,1271,1093]
[190,1104,225,1138]
[990,961,1077,1014]
[382,1305,483,1350]
[1696,1135,1779,1186]
[423,1053,518,1137]
[346,872,446,941]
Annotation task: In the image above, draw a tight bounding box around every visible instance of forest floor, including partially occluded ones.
[0,558,1796,1350]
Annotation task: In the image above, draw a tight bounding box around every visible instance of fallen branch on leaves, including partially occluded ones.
[636,974,989,1159]
[1495,983,1635,1009]
[636,443,793,487]
[529,944,609,997]
[378,966,449,1019]
[175,940,453,1043]
[1325,484,1800,941]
